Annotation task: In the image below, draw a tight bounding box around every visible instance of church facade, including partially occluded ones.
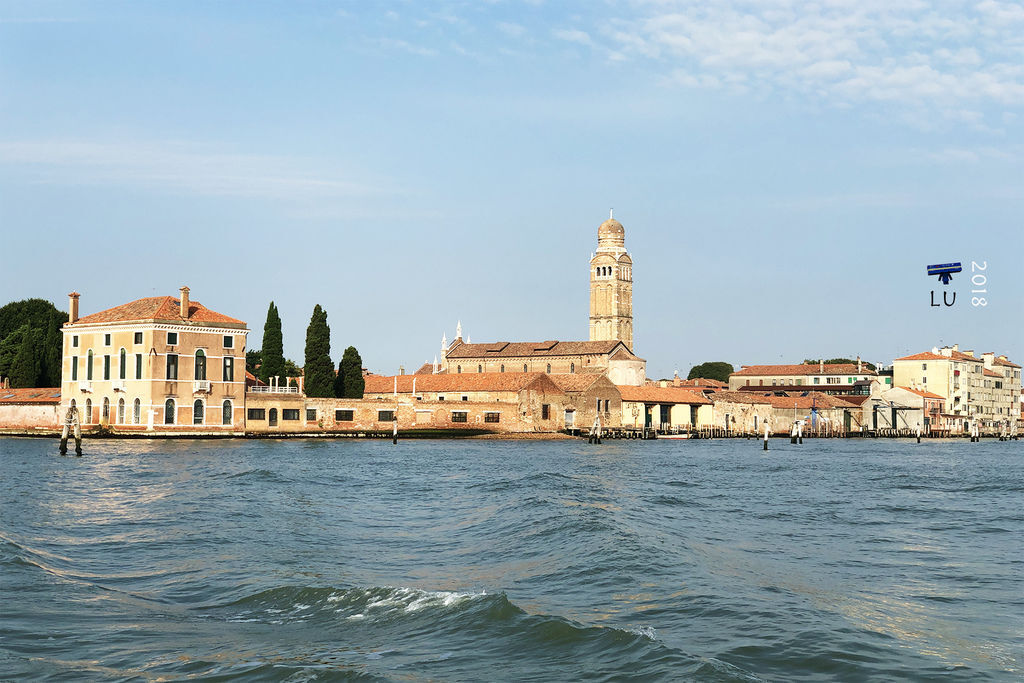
[437,214,646,386]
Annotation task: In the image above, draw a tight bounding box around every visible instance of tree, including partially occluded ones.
[303,305,334,397]
[258,302,285,384]
[336,346,365,398]
[0,299,65,387]
[246,349,262,375]
[42,323,62,386]
[803,358,877,371]
[9,326,38,388]
[686,361,734,384]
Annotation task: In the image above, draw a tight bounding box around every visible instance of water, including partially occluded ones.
[1,437,1021,681]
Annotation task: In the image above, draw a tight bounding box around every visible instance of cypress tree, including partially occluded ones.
[10,327,37,388]
[303,305,334,398]
[340,346,365,399]
[259,302,285,384]
[333,358,345,398]
[43,323,62,386]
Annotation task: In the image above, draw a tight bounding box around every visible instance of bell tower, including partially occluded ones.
[589,210,633,351]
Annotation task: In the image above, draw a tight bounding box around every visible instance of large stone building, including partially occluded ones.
[60,288,249,434]
[437,214,646,386]
[729,361,878,391]
[893,344,1021,433]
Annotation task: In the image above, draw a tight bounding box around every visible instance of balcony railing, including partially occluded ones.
[193,380,211,393]
[247,385,300,394]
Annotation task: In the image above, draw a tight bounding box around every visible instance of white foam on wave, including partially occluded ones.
[627,625,658,640]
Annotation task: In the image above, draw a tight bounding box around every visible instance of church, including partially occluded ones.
[433,214,647,386]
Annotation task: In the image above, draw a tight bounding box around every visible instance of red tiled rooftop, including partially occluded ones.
[70,295,246,327]
[547,373,607,392]
[445,339,640,360]
[896,386,945,399]
[983,368,1002,378]
[0,387,61,404]
[731,364,875,377]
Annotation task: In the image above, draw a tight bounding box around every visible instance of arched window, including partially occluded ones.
[117,397,125,424]
[70,398,77,420]
[195,350,207,381]
[570,362,575,373]
[547,363,551,373]
[84,398,92,424]
[119,348,127,379]
[193,399,204,425]
[500,364,505,373]
[523,364,528,372]
[133,398,141,424]
[101,397,110,423]
[164,399,175,425]
[87,350,94,381]
[478,365,482,373]
[457,366,462,374]
[222,400,232,426]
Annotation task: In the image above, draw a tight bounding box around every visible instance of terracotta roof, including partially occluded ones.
[0,387,61,404]
[364,372,563,395]
[707,390,773,404]
[618,385,712,405]
[413,362,437,375]
[896,386,945,399]
[948,350,983,363]
[992,356,1021,369]
[445,339,638,360]
[731,364,875,377]
[983,368,1002,378]
[894,352,947,362]
[839,395,871,406]
[69,295,246,327]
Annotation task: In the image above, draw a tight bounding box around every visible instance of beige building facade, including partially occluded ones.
[729,361,878,391]
[60,288,248,434]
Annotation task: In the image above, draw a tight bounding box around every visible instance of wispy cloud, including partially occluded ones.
[597,0,1024,126]
[0,140,389,201]
[376,37,437,57]
[553,28,593,47]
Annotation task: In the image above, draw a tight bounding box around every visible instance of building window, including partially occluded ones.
[71,357,78,381]
[603,399,610,412]
[269,409,278,426]
[282,409,300,420]
[117,398,125,424]
[164,399,175,424]
[500,364,505,373]
[133,398,141,424]
[542,404,550,420]
[247,408,266,420]
[570,363,575,373]
[84,398,92,424]
[223,335,233,348]
[72,335,79,347]
[438,396,445,401]
[195,350,207,381]
[461,395,468,401]
[222,400,233,425]
[451,411,468,423]
[457,366,461,374]
[192,400,204,425]
[87,350,94,380]
[306,408,317,421]
[922,363,927,370]
[119,348,127,380]
[103,355,111,380]
[795,379,803,386]
[484,412,500,423]
[336,410,354,421]
[223,356,234,382]
[523,364,528,372]
[167,331,178,346]
[546,364,551,373]
[377,410,395,421]
[478,365,482,373]
[826,377,840,384]
[136,354,143,379]
[166,354,178,380]
[923,376,927,384]
[134,332,143,344]
[101,397,110,421]
[104,333,111,346]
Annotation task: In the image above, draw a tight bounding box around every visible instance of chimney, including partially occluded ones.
[673,370,680,387]
[68,292,80,324]
[179,286,190,318]
[399,365,405,375]
[819,359,824,373]
[857,356,862,373]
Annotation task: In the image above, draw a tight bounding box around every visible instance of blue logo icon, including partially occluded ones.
[927,262,962,285]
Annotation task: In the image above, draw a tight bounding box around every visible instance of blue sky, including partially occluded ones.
[1,0,1021,378]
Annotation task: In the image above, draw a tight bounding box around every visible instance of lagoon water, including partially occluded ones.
[0,437,1021,681]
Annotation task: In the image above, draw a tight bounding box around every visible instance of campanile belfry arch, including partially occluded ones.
[589,211,633,351]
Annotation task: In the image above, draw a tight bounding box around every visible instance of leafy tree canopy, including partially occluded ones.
[803,358,876,371]
[0,299,65,387]
[336,346,364,399]
[686,361,734,384]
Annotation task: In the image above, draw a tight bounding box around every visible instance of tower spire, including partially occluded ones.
[609,207,613,219]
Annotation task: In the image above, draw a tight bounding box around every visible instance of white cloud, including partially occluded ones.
[553,28,593,47]
[0,140,388,201]
[377,38,437,57]
[596,0,1024,124]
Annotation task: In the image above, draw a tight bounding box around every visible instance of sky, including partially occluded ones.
[1,0,1021,379]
